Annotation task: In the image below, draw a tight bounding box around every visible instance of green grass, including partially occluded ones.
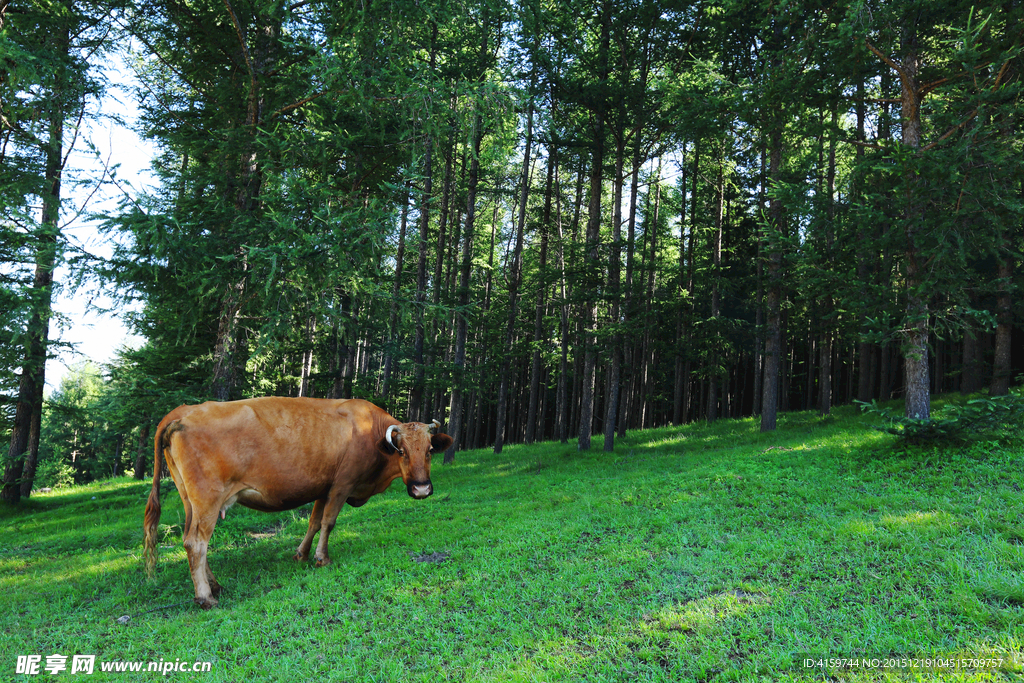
[2,402,1023,681]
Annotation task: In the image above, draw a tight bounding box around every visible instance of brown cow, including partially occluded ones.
[142,397,452,608]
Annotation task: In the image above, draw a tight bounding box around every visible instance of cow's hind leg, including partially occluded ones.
[204,556,222,598]
[313,493,348,567]
[167,458,221,598]
[183,504,221,608]
[295,498,326,562]
[182,496,220,596]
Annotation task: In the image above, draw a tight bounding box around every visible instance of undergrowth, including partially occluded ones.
[858,388,1024,446]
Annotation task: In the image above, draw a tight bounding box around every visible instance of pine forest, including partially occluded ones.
[2,0,1023,499]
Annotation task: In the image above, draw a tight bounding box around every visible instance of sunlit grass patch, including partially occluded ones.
[835,518,878,543]
[880,510,959,537]
[643,589,772,634]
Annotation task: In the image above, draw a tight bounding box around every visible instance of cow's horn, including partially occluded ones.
[429,419,440,434]
[386,425,401,449]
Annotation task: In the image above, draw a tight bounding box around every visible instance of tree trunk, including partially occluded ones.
[753,145,765,415]
[759,17,786,433]
[819,333,832,415]
[210,273,245,401]
[819,105,837,416]
[879,342,893,401]
[429,109,458,419]
[410,25,438,422]
[381,182,411,401]
[2,26,65,501]
[211,5,281,401]
[494,81,535,453]
[617,107,647,437]
[344,298,358,398]
[853,78,874,404]
[760,106,784,432]
[989,255,1013,396]
[578,1,611,451]
[640,163,662,428]
[556,166,583,443]
[603,123,626,452]
[673,142,689,424]
[682,142,700,423]
[989,52,1018,397]
[526,143,556,444]
[707,145,724,423]
[897,33,930,420]
[133,423,151,480]
[446,99,486,462]
[18,390,44,499]
[865,24,931,419]
[298,314,317,397]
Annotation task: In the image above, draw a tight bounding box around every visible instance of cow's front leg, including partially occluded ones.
[295,498,326,562]
[313,493,347,567]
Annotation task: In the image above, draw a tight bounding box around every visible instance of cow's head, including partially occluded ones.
[385,419,453,499]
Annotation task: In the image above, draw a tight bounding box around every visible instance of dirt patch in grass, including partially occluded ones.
[409,550,450,564]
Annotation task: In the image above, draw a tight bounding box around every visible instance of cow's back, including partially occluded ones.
[165,397,389,508]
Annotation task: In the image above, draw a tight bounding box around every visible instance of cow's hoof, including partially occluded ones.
[294,551,308,563]
[194,596,219,609]
[314,556,331,568]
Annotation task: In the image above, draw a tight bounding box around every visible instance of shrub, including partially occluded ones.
[858,389,1024,446]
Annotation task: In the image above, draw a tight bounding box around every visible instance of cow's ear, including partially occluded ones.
[378,426,401,455]
[381,425,404,455]
[430,433,453,453]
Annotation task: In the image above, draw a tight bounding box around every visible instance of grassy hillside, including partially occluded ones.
[2,403,1023,681]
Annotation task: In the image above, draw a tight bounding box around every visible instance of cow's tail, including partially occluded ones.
[144,418,175,578]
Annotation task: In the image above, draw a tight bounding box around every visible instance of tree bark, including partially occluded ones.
[381,182,411,401]
[133,423,151,480]
[760,122,784,432]
[865,24,931,419]
[578,1,611,451]
[211,5,282,401]
[555,167,582,442]
[673,142,689,424]
[494,77,535,453]
[640,162,662,429]
[819,105,837,416]
[898,33,930,420]
[446,90,486,461]
[2,21,65,502]
[602,119,626,452]
[617,101,647,437]
[989,255,1013,396]
[429,107,458,418]
[853,78,874,403]
[298,314,317,397]
[526,143,556,444]
[707,144,724,422]
[753,144,765,415]
[989,73,1017,397]
[960,329,978,393]
[410,24,438,422]
[760,18,785,433]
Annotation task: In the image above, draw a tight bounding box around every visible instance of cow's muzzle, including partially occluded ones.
[408,480,433,499]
